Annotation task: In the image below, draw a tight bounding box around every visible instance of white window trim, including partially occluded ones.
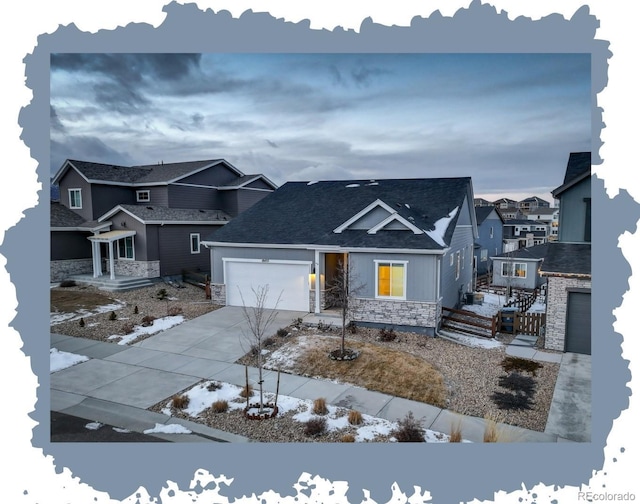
[374,260,408,300]
[501,261,527,278]
[136,190,150,202]
[450,254,454,266]
[117,236,135,260]
[455,251,461,280]
[190,233,201,254]
[489,226,494,238]
[68,188,82,209]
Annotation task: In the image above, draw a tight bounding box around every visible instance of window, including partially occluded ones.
[136,190,150,202]
[118,236,134,260]
[69,188,82,209]
[375,261,407,299]
[501,262,527,278]
[584,197,591,242]
[489,226,494,238]
[480,249,488,262]
[190,233,200,254]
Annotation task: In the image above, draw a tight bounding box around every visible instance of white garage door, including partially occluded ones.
[225,260,310,312]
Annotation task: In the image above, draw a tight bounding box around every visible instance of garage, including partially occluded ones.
[224,259,311,312]
[565,291,591,355]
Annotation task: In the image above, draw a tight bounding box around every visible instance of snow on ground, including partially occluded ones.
[143,423,192,435]
[84,422,102,430]
[50,348,89,372]
[108,315,185,345]
[438,331,503,349]
[50,301,125,325]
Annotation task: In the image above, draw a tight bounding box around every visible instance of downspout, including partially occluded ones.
[434,255,443,338]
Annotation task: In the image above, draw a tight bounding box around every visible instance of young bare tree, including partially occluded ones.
[324,259,365,360]
[238,284,282,413]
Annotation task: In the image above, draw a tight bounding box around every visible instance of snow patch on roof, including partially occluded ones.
[405,203,411,209]
[307,181,318,185]
[424,206,459,247]
[345,184,360,188]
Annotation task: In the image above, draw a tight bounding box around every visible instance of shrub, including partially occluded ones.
[378,327,397,342]
[108,311,117,321]
[167,305,183,316]
[121,322,135,335]
[348,410,363,426]
[449,420,463,443]
[211,400,229,413]
[340,433,356,443]
[156,288,168,300]
[78,317,85,328]
[171,394,190,409]
[483,414,500,442]
[291,317,304,329]
[277,327,289,338]
[500,356,543,376]
[304,417,327,437]
[392,411,425,442]
[312,397,328,415]
[347,321,358,334]
[317,321,332,332]
[59,280,77,288]
[133,305,139,315]
[207,381,222,392]
[262,336,276,348]
[239,383,253,398]
[141,315,155,327]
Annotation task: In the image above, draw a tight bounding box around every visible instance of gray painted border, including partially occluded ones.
[8,2,632,503]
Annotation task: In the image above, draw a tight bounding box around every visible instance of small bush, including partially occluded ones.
[240,383,253,398]
[121,322,135,335]
[78,317,85,328]
[207,381,222,392]
[167,305,183,316]
[483,414,500,442]
[317,321,332,332]
[348,410,363,426]
[312,397,328,415]
[347,321,358,334]
[304,417,327,437]
[378,327,397,342]
[108,311,117,321]
[277,327,289,338]
[171,394,190,409]
[392,411,425,442]
[133,305,139,315]
[291,317,304,329]
[262,336,276,348]
[141,315,155,327]
[449,420,463,443]
[340,433,356,443]
[501,356,543,376]
[59,280,77,288]
[211,400,229,413]
[156,288,168,300]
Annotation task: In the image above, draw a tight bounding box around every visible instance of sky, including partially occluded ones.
[50,52,591,203]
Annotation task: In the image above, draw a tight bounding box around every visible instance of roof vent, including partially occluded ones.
[146,206,153,210]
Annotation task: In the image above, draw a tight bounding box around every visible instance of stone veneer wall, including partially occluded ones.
[50,259,93,282]
[350,297,441,330]
[111,260,160,278]
[212,283,226,306]
[308,289,328,313]
[544,276,591,351]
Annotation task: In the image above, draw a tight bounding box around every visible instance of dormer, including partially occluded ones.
[333,199,423,235]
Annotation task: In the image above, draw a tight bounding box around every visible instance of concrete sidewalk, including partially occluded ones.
[50,307,590,443]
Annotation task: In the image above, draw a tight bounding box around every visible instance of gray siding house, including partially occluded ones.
[474,206,504,276]
[490,243,548,290]
[540,152,591,354]
[50,159,276,283]
[203,177,478,335]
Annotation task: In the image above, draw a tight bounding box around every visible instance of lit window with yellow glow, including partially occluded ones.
[375,261,407,299]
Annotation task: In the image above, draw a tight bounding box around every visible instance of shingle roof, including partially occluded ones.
[539,242,591,276]
[553,152,591,197]
[50,202,87,228]
[494,243,548,260]
[112,204,232,223]
[475,206,503,224]
[204,177,472,250]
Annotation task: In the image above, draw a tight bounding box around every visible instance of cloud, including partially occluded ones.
[265,139,278,148]
[50,136,137,175]
[50,105,65,132]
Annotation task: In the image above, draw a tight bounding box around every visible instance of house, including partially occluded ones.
[539,152,591,354]
[474,197,493,207]
[493,197,517,209]
[490,243,548,291]
[518,196,551,212]
[473,206,504,277]
[496,206,524,220]
[50,159,277,284]
[524,207,560,241]
[202,177,478,335]
[502,219,549,251]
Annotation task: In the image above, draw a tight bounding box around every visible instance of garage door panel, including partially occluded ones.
[226,261,310,312]
[566,291,591,355]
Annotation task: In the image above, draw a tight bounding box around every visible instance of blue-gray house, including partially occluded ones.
[473,206,504,277]
[202,177,478,335]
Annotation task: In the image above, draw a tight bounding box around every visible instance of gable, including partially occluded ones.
[333,199,422,235]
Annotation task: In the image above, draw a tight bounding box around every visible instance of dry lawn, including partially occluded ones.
[51,288,118,313]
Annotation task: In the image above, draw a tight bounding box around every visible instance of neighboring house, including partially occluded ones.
[496,206,524,220]
[203,177,478,335]
[490,243,548,290]
[518,196,551,212]
[493,197,517,209]
[474,206,504,277]
[50,159,276,283]
[474,197,493,207]
[524,207,560,241]
[539,152,591,354]
[503,219,549,250]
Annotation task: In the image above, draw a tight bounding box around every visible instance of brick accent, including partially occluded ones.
[544,276,591,351]
[309,289,328,312]
[212,283,226,305]
[50,259,93,282]
[111,260,160,278]
[351,297,441,329]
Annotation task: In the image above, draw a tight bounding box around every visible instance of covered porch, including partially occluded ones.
[87,229,136,280]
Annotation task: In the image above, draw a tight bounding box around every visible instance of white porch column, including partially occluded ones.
[108,242,116,280]
[315,249,320,314]
[92,240,103,278]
